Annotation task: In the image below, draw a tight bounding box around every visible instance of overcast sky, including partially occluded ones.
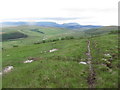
[0,0,119,26]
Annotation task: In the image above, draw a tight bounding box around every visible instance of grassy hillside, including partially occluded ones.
[89,34,118,88]
[1,25,85,49]
[84,26,118,36]
[2,26,118,49]
[1,25,119,88]
[2,38,88,88]
[2,32,118,88]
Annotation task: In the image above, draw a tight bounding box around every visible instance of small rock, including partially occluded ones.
[101,58,107,61]
[24,60,33,63]
[79,62,87,64]
[3,66,14,73]
[104,54,112,57]
[49,49,58,52]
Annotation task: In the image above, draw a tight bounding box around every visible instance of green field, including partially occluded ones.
[1,25,119,88]
[1,26,85,49]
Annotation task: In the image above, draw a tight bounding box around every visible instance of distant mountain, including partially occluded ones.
[1,22,102,29]
[35,22,60,27]
[1,22,27,26]
[61,23,101,29]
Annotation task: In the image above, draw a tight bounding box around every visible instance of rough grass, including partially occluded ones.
[2,38,89,88]
[2,26,119,88]
[89,34,118,88]
[3,60,88,88]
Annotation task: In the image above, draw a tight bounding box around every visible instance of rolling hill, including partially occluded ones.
[2,33,118,88]
[1,25,84,49]
[1,23,119,88]
[84,26,118,35]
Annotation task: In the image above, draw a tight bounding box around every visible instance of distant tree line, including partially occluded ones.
[31,29,45,34]
[2,32,28,41]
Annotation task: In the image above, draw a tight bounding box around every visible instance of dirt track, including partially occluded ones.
[86,40,96,88]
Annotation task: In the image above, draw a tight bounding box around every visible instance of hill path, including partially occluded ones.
[86,40,96,88]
